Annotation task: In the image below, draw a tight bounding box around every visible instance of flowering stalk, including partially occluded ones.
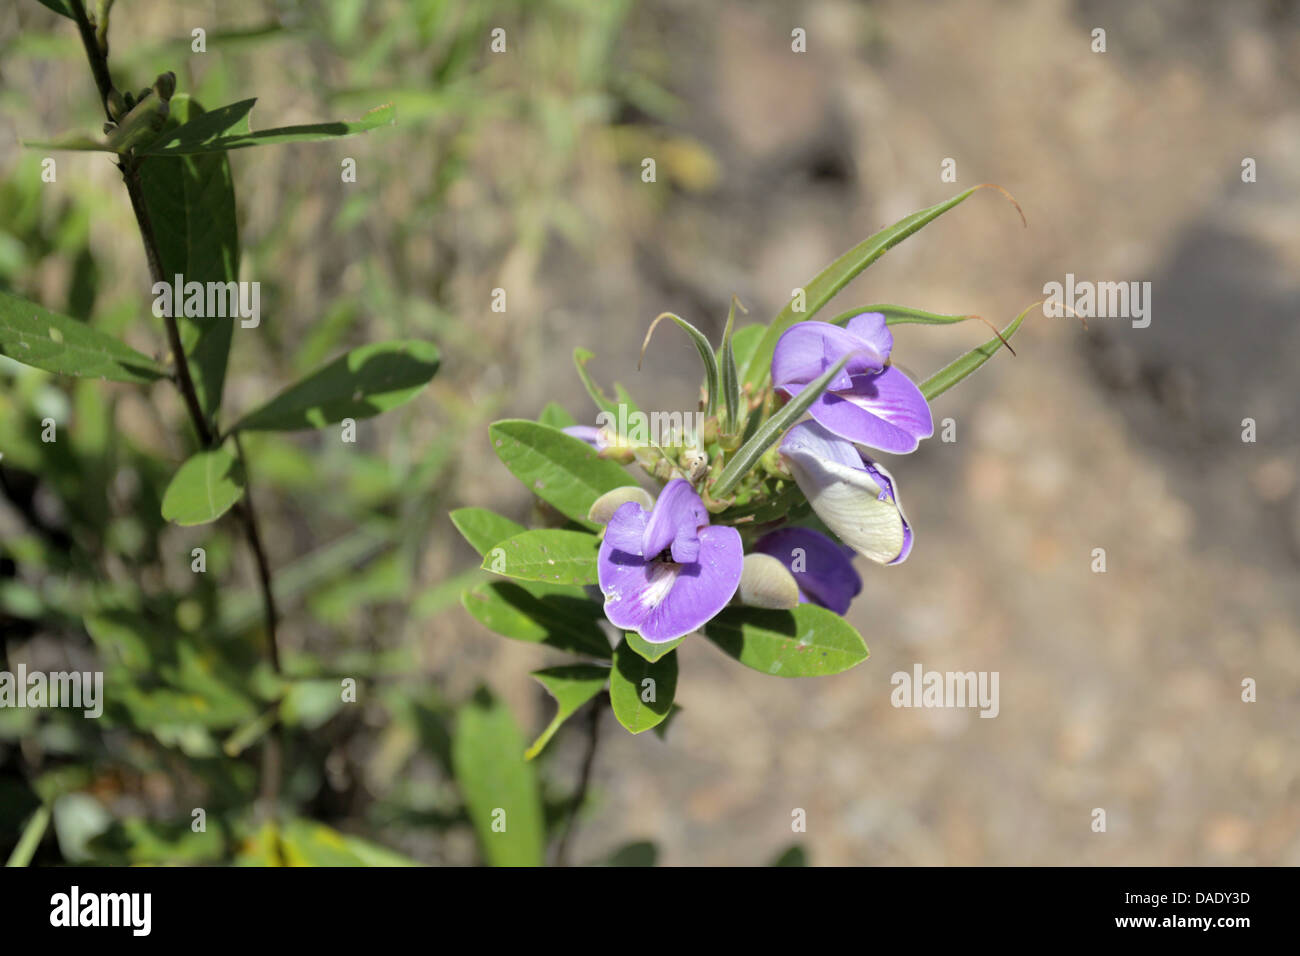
[460,188,1029,744]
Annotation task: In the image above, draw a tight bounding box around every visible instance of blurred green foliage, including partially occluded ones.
[0,0,688,866]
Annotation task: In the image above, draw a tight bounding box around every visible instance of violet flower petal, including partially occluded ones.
[640,478,707,564]
[562,425,608,451]
[599,525,743,643]
[754,526,863,615]
[603,500,648,557]
[787,365,933,454]
[844,311,893,358]
[771,320,887,389]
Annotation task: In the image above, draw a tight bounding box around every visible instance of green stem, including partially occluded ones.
[5,804,50,867]
[552,695,605,866]
[65,0,284,822]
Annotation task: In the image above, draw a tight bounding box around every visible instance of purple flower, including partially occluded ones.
[562,425,610,451]
[753,527,863,615]
[780,420,913,565]
[771,313,933,454]
[597,479,743,643]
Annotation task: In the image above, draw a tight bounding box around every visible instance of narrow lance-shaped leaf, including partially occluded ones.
[0,290,166,383]
[711,351,853,499]
[613,382,641,416]
[828,304,982,327]
[728,323,765,374]
[160,445,246,526]
[451,691,545,867]
[5,805,50,868]
[524,666,609,761]
[639,312,718,417]
[20,132,117,152]
[718,297,744,434]
[919,302,1035,401]
[138,95,239,421]
[136,100,253,153]
[572,348,619,416]
[139,101,395,155]
[23,96,170,153]
[741,187,1004,388]
[35,0,72,19]
[488,419,636,529]
[609,639,678,735]
[230,340,439,432]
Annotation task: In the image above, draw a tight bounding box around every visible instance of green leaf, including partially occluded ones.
[0,290,166,383]
[488,419,636,529]
[449,507,525,557]
[572,347,618,415]
[538,401,577,429]
[524,665,609,760]
[222,707,278,757]
[729,324,764,373]
[613,382,641,416]
[35,0,72,18]
[741,187,989,387]
[23,95,168,155]
[829,304,980,327]
[21,133,115,152]
[603,841,658,866]
[711,351,853,499]
[280,680,345,730]
[919,302,1033,401]
[769,845,808,866]
[640,312,718,417]
[138,95,239,420]
[136,99,254,153]
[625,631,684,663]
[452,690,545,867]
[231,340,439,432]
[87,818,226,866]
[718,298,744,433]
[609,638,678,734]
[278,819,419,867]
[705,604,869,677]
[139,100,395,155]
[462,582,611,658]
[160,446,246,526]
[480,529,599,587]
[5,804,50,867]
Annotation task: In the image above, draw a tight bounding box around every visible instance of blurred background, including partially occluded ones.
[1,0,1297,865]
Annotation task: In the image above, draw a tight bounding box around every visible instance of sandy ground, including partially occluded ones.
[449,0,1300,865]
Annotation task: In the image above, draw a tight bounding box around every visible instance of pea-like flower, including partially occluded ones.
[771,313,933,454]
[562,424,610,451]
[780,420,913,565]
[753,526,863,614]
[596,479,743,644]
